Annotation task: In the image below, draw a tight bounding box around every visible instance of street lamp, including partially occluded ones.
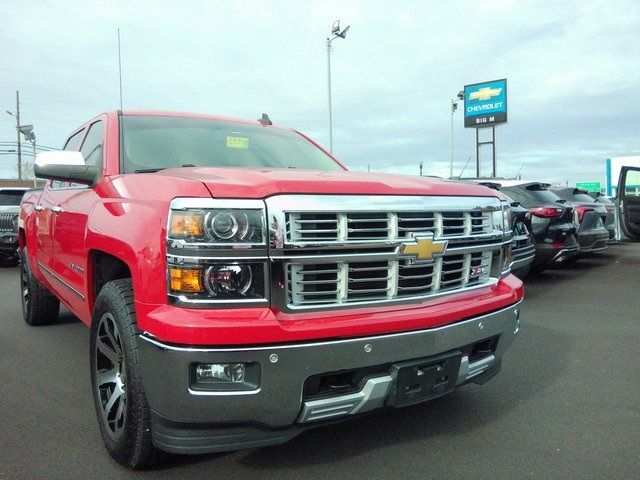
[18,124,36,186]
[450,90,464,178]
[326,20,350,154]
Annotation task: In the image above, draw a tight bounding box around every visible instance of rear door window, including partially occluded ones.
[572,193,598,202]
[526,185,563,204]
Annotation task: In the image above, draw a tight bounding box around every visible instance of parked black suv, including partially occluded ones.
[489,181,579,269]
[471,182,535,278]
[551,188,612,248]
[0,188,28,267]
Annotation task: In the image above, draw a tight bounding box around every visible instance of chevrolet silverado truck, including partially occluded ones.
[19,111,523,469]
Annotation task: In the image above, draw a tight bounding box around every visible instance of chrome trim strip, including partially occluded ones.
[266,194,503,214]
[297,375,393,423]
[170,198,266,210]
[168,294,269,307]
[137,301,521,353]
[167,254,269,262]
[280,231,510,250]
[188,387,262,396]
[269,240,510,263]
[37,261,85,300]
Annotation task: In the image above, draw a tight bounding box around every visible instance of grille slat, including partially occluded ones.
[0,213,17,232]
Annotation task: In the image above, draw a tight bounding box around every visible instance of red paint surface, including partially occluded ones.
[20,110,522,345]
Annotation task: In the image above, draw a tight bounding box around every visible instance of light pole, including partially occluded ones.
[18,124,35,186]
[450,90,464,178]
[326,20,350,154]
[6,91,23,185]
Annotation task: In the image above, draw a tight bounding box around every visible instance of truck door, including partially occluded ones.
[35,128,86,297]
[617,167,640,241]
[50,120,105,319]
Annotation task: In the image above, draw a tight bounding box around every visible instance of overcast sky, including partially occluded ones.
[1,0,639,185]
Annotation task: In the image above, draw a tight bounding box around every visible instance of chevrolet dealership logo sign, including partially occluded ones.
[463,78,508,128]
[400,235,448,263]
[469,86,502,101]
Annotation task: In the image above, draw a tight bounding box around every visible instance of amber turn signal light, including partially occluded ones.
[170,268,204,293]
[170,212,204,238]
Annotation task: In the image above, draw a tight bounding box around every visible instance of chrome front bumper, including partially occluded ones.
[138,301,521,453]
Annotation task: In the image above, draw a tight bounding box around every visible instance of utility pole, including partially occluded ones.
[15,91,22,186]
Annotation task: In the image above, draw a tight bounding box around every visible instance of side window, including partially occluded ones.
[625,170,640,197]
[80,121,104,168]
[63,129,85,151]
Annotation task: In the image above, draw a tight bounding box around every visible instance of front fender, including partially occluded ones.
[86,199,169,306]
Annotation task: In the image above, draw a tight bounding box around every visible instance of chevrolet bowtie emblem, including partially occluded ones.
[469,87,502,101]
[400,236,448,263]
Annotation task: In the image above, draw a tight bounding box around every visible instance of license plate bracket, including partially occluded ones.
[387,351,462,407]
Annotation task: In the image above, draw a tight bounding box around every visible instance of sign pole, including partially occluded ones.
[492,126,496,177]
[475,129,480,177]
[463,79,507,178]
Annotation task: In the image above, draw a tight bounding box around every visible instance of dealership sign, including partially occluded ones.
[464,79,507,128]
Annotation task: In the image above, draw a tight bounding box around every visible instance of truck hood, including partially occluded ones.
[153,167,502,199]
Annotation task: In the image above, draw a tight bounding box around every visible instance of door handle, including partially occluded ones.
[35,205,44,211]
[50,206,62,213]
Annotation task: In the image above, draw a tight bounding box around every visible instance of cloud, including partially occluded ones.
[0,0,638,188]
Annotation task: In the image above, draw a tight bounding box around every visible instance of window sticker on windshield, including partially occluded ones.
[226,136,249,149]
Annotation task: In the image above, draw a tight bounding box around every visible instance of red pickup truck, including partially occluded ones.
[19,111,523,469]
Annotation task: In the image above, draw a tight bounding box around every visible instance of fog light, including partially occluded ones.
[190,362,261,392]
[195,363,246,383]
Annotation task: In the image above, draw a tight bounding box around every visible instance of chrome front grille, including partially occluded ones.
[0,213,17,232]
[287,252,492,307]
[267,195,510,311]
[287,211,493,242]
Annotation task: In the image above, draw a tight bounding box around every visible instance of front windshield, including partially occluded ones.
[121,115,343,173]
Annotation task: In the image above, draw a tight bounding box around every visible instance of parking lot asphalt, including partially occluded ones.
[1,243,639,479]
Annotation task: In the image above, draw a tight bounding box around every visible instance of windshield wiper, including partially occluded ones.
[134,164,197,174]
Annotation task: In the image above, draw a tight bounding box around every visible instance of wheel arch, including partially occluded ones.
[88,249,133,313]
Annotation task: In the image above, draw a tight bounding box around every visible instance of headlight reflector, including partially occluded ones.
[205,264,253,296]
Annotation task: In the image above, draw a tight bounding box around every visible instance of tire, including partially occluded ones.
[20,249,60,326]
[90,279,162,469]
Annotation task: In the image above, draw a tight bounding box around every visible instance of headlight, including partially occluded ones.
[167,199,268,306]
[491,205,511,233]
[169,209,264,244]
[168,263,266,302]
[168,199,266,246]
[11,215,19,233]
